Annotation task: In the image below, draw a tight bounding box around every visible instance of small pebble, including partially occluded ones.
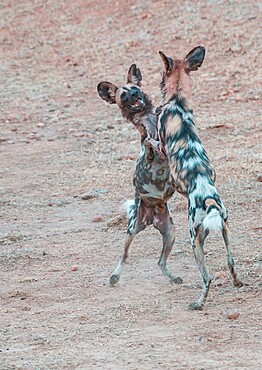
[92,216,103,222]
[215,271,227,280]
[227,312,240,320]
[72,132,85,138]
[81,193,98,200]
[37,123,45,128]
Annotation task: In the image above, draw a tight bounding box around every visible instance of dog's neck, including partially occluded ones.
[160,61,193,109]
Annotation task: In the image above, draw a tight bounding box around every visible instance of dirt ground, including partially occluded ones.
[0,1,261,369]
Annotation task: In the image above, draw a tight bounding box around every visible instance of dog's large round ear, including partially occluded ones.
[97,82,118,104]
[159,51,173,75]
[127,64,142,86]
[185,46,205,73]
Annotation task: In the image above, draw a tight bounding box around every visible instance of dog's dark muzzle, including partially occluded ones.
[130,95,145,111]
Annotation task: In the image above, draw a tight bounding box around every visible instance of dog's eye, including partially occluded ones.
[120,92,128,102]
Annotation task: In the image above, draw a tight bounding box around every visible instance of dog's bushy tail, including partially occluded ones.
[123,199,135,218]
[203,199,223,231]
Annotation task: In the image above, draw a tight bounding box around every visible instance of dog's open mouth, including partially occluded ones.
[130,98,145,111]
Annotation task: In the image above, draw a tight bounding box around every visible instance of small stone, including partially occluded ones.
[81,192,98,200]
[107,214,126,227]
[215,271,227,280]
[71,265,78,271]
[28,134,42,140]
[256,175,262,182]
[92,216,103,222]
[227,312,240,320]
[72,132,85,138]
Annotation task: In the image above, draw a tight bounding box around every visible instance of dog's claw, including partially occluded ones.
[110,274,120,286]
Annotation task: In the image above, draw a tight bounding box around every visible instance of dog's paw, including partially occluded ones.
[188,302,203,311]
[170,276,183,284]
[109,274,120,286]
[234,280,243,288]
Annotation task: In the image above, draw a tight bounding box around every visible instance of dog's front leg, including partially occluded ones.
[144,136,166,159]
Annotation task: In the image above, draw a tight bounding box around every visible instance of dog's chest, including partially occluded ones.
[133,148,173,200]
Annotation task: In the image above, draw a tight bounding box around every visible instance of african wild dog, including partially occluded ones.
[97,64,182,285]
[154,46,243,309]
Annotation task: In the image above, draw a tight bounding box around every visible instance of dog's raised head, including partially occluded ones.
[159,46,205,103]
[97,64,152,122]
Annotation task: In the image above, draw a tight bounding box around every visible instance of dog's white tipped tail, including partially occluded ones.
[122,199,135,218]
[203,208,222,231]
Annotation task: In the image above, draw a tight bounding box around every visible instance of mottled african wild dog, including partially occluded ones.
[155,46,243,309]
[97,65,182,285]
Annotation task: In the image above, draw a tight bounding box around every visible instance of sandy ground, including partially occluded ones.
[0,0,262,369]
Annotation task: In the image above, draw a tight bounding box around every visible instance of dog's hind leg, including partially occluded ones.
[109,198,148,286]
[222,221,243,287]
[153,205,182,284]
[189,225,212,310]
[109,233,136,286]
